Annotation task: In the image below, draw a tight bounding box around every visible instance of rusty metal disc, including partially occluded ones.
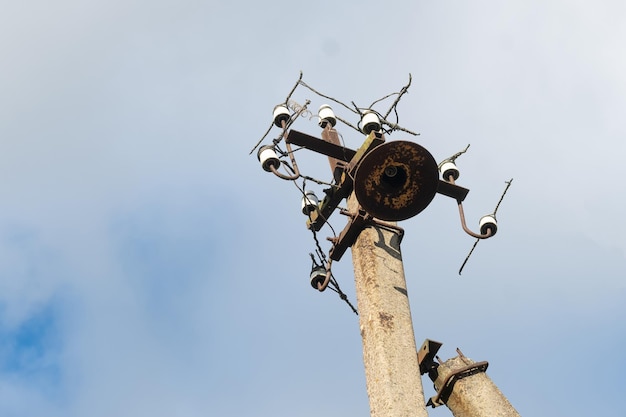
[353,141,439,221]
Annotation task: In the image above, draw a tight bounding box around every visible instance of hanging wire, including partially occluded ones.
[248,72,304,155]
[458,178,514,275]
[327,272,358,315]
[309,222,357,314]
[294,179,357,314]
[382,119,418,136]
[382,73,412,121]
[352,104,418,136]
[354,74,418,136]
[282,159,297,175]
[251,71,418,156]
[250,122,275,155]
[251,71,418,155]
[309,250,357,315]
[369,91,400,109]
[297,80,358,115]
[335,114,362,133]
[458,239,480,276]
[302,175,336,187]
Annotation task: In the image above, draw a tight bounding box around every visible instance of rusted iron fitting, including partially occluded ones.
[427,361,489,408]
[370,218,405,243]
[338,208,405,239]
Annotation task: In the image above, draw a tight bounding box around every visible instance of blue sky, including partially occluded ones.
[1,1,625,416]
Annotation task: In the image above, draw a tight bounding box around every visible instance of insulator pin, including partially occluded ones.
[318,104,337,128]
[439,160,460,181]
[479,215,498,237]
[310,266,327,289]
[360,111,381,134]
[301,191,319,215]
[273,105,291,127]
[257,145,280,172]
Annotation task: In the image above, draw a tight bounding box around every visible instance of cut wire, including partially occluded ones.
[493,178,514,216]
[458,239,479,276]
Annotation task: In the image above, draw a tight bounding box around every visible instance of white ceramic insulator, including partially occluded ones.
[479,214,498,236]
[318,104,337,127]
[273,105,291,127]
[439,161,460,181]
[310,266,327,289]
[360,111,381,134]
[301,191,319,215]
[258,146,280,172]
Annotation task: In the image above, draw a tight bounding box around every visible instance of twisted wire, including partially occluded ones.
[383,73,412,120]
[327,272,358,315]
[297,80,358,115]
[458,239,479,276]
[252,72,415,154]
[493,178,513,216]
[335,114,361,133]
[351,105,418,136]
[287,99,313,119]
[249,121,275,155]
[447,144,471,163]
[369,91,398,109]
[294,179,356,314]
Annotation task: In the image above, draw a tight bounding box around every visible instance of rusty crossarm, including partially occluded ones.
[286,130,384,232]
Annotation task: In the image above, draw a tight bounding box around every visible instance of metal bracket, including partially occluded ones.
[436,180,470,202]
[328,208,405,261]
[286,129,356,162]
[328,208,369,261]
[417,339,443,375]
[427,361,489,408]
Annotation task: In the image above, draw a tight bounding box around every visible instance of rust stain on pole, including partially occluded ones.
[378,312,394,332]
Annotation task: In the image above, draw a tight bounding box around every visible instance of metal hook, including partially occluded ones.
[458,179,514,275]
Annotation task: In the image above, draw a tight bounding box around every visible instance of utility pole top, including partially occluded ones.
[250,72,517,417]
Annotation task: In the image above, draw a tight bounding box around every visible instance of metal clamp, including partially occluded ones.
[328,208,405,261]
[427,361,489,408]
[417,339,442,375]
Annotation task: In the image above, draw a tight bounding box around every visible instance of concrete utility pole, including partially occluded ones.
[427,350,521,417]
[253,74,518,417]
[349,194,428,417]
